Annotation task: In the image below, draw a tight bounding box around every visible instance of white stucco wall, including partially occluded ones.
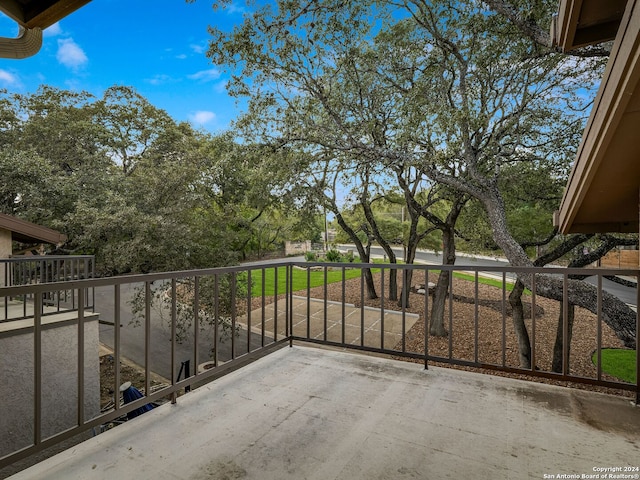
[0,314,100,458]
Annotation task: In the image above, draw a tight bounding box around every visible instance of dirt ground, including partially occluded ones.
[99,354,166,408]
[301,269,635,398]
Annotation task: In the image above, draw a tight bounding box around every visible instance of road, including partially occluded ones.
[97,258,303,383]
[97,281,266,383]
[339,244,638,307]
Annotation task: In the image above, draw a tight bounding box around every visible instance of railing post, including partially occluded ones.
[285,265,290,344]
[171,278,177,404]
[114,284,121,413]
[424,267,429,370]
[341,266,346,345]
[596,275,603,382]
[531,273,537,373]
[288,265,293,347]
[474,271,479,365]
[193,276,199,381]
[231,272,237,360]
[562,273,569,376]
[33,292,42,448]
[501,271,506,368]
[448,267,453,360]
[273,267,278,342]
[261,268,266,347]
[360,267,365,348]
[401,266,407,353]
[636,270,640,405]
[306,266,311,340]
[323,265,328,343]
[380,265,385,350]
[77,288,85,426]
[248,270,254,352]
[213,274,219,367]
[144,281,151,401]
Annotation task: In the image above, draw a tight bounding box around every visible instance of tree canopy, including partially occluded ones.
[0,86,317,274]
[205,0,636,347]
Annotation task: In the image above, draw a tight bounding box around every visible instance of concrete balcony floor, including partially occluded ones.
[10,345,640,480]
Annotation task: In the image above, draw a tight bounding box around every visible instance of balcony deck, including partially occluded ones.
[9,345,640,480]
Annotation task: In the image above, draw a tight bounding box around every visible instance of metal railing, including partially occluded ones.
[0,261,638,470]
[1,255,95,322]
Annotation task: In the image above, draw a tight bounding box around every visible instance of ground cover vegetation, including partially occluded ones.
[250,264,377,296]
[592,349,637,384]
[206,0,638,372]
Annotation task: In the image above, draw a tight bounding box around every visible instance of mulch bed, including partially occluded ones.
[256,269,634,398]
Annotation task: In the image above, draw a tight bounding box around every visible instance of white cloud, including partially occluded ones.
[56,38,88,70]
[44,22,62,37]
[189,43,206,54]
[0,69,18,86]
[188,68,221,82]
[176,53,187,60]
[146,74,176,85]
[224,2,246,14]
[213,80,227,93]
[189,111,216,125]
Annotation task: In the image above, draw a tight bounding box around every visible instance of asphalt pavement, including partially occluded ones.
[96,281,266,383]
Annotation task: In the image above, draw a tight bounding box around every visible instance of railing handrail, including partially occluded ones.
[1,260,637,470]
[1,255,95,262]
[1,261,638,295]
[1,254,96,322]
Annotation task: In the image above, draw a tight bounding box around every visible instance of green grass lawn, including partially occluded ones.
[592,349,637,383]
[249,263,519,296]
[249,265,380,296]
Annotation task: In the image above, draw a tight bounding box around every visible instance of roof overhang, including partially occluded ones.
[0,0,91,30]
[552,0,626,51]
[555,0,640,233]
[0,213,66,245]
[0,0,90,58]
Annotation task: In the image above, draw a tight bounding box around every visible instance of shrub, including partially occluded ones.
[325,249,341,262]
[304,251,317,261]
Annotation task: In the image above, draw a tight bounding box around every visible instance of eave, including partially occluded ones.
[0,0,91,30]
[555,0,640,234]
[0,213,67,245]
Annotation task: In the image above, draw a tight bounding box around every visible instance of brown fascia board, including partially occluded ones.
[24,0,91,30]
[0,0,91,30]
[0,213,66,245]
[553,0,582,51]
[553,0,626,51]
[557,0,640,234]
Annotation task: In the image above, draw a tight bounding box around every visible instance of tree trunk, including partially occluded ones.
[334,211,378,299]
[360,183,397,301]
[552,302,575,373]
[508,279,532,368]
[361,240,377,300]
[481,192,636,348]
[397,239,418,309]
[430,227,456,337]
[390,270,398,300]
[430,270,449,337]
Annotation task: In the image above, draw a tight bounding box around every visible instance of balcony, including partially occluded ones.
[1,261,639,478]
[1,255,95,322]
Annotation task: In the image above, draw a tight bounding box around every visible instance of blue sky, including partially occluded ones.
[0,1,246,133]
